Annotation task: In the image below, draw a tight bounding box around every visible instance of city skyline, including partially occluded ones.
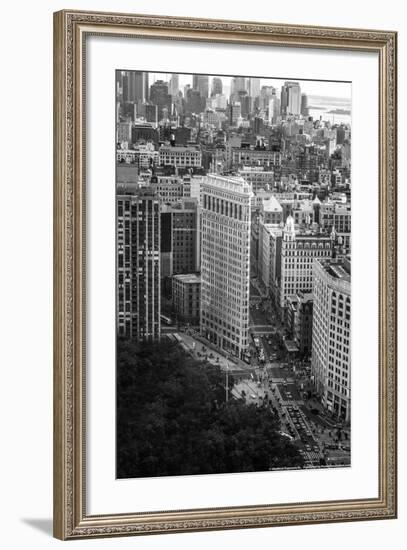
[116,68,352,479]
[135,71,352,102]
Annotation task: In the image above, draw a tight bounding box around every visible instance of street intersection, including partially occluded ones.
[167,278,350,470]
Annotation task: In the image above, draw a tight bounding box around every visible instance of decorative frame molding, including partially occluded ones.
[53,9,397,540]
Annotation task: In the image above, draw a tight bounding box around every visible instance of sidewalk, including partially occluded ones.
[176,331,250,371]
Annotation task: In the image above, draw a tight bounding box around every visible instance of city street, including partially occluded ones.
[166,284,350,469]
[246,285,351,468]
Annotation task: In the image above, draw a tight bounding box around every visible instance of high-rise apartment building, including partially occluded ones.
[201,174,252,358]
[312,258,351,421]
[116,184,161,341]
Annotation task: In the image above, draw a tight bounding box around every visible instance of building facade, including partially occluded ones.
[117,121,132,144]
[231,147,281,169]
[116,184,161,341]
[192,75,209,98]
[311,258,351,421]
[275,216,333,312]
[172,274,201,324]
[286,293,314,356]
[160,199,199,280]
[116,143,159,168]
[319,201,351,252]
[149,80,171,120]
[211,77,223,97]
[281,81,302,116]
[258,222,279,290]
[260,195,283,225]
[200,174,252,358]
[150,176,190,204]
[159,145,202,168]
[238,167,275,192]
[121,70,149,103]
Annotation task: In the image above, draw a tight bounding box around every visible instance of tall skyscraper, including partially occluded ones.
[184,88,205,115]
[259,85,275,110]
[116,184,161,341]
[200,174,252,358]
[312,257,351,421]
[228,102,241,126]
[211,77,223,97]
[268,97,276,124]
[149,80,171,120]
[280,86,288,116]
[134,71,149,103]
[236,92,250,117]
[192,75,209,98]
[248,77,260,99]
[232,76,248,94]
[122,71,149,103]
[281,81,302,116]
[169,73,179,97]
[301,93,309,116]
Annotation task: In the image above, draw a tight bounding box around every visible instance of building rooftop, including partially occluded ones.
[173,273,201,284]
[116,165,139,184]
[238,166,274,173]
[262,195,283,213]
[204,173,252,195]
[295,231,331,239]
[284,340,299,353]
[159,145,200,152]
[263,224,283,236]
[319,258,351,282]
[116,182,158,198]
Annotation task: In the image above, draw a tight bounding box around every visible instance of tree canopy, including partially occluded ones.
[117,338,303,478]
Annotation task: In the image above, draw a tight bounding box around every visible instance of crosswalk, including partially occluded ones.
[305,451,322,463]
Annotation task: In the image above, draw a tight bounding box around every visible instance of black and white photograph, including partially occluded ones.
[115,70,351,479]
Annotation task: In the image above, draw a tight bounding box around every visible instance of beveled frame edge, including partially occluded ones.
[53,9,397,540]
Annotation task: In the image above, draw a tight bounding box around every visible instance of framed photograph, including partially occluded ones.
[53,9,397,540]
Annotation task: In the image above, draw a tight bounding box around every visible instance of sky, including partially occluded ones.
[149,72,351,102]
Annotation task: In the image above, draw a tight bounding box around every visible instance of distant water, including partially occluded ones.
[307,95,351,126]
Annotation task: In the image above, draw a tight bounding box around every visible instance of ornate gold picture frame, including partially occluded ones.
[53,9,397,540]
